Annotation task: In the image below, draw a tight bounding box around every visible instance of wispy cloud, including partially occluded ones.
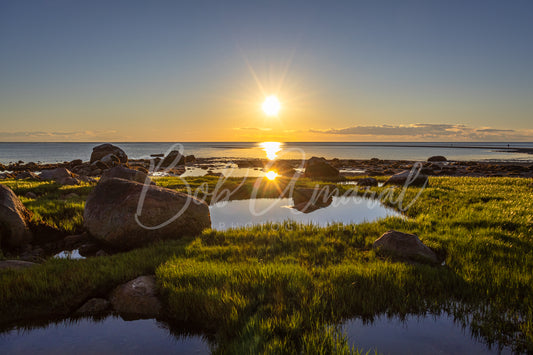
[310,124,533,140]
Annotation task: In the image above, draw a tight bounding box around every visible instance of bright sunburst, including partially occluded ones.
[265,170,278,180]
[262,95,281,116]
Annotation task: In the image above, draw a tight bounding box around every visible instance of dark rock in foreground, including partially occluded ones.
[110,276,161,319]
[373,230,439,264]
[90,143,128,164]
[84,178,210,250]
[0,184,33,248]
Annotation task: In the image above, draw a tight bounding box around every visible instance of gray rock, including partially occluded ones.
[384,170,428,187]
[25,191,37,199]
[76,298,110,315]
[90,144,128,164]
[100,154,120,165]
[428,156,447,162]
[357,177,378,187]
[101,165,150,184]
[0,184,33,248]
[373,230,439,264]
[0,260,36,270]
[40,168,80,185]
[84,178,211,250]
[110,276,161,319]
[15,171,40,180]
[160,150,185,168]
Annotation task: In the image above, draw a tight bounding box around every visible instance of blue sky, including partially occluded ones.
[1,0,532,141]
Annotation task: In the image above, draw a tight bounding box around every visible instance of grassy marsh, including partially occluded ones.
[0,176,532,353]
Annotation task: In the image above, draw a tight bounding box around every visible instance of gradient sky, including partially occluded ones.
[1,0,532,142]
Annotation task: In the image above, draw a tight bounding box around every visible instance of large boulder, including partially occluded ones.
[292,187,333,213]
[39,167,79,185]
[90,144,128,164]
[372,230,438,264]
[0,184,33,248]
[101,165,149,184]
[84,178,210,249]
[110,276,161,319]
[303,157,340,180]
[383,170,428,187]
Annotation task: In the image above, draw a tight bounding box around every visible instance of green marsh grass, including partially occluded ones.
[0,176,531,353]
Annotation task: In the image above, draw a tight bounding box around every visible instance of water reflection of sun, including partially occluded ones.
[260,141,282,160]
[265,170,278,180]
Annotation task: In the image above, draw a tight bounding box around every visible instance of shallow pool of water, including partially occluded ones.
[0,317,209,355]
[209,197,401,230]
[342,314,511,355]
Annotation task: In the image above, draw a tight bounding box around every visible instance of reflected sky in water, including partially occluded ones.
[210,197,401,231]
[0,317,209,355]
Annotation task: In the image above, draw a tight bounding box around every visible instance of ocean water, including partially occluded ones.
[0,142,532,164]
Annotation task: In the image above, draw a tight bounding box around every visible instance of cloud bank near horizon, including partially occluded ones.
[310,124,533,141]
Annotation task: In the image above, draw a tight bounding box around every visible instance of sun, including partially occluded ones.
[262,95,281,116]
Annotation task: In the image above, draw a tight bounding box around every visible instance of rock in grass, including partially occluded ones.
[0,184,33,248]
[357,177,378,187]
[303,157,340,180]
[373,230,438,264]
[14,171,41,180]
[84,178,210,250]
[39,167,79,185]
[76,298,110,315]
[90,143,128,164]
[110,276,161,319]
[428,155,447,162]
[101,165,149,184]
[0,260,36,270]
[25,191,37,199]
[383,170,428,187]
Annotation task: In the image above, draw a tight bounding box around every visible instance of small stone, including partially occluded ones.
[110,276,161,319]
[76,298,110,315]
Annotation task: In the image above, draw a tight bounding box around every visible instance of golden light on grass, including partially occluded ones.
[262,95,281,116]
[260,141,282,160]
[265,170,278,180]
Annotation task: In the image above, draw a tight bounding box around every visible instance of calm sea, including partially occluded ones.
[0,142,532,164]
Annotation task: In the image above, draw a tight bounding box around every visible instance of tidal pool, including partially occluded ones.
[342,314,512,355]
[0,317,209,354]
[209,197,401,230]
